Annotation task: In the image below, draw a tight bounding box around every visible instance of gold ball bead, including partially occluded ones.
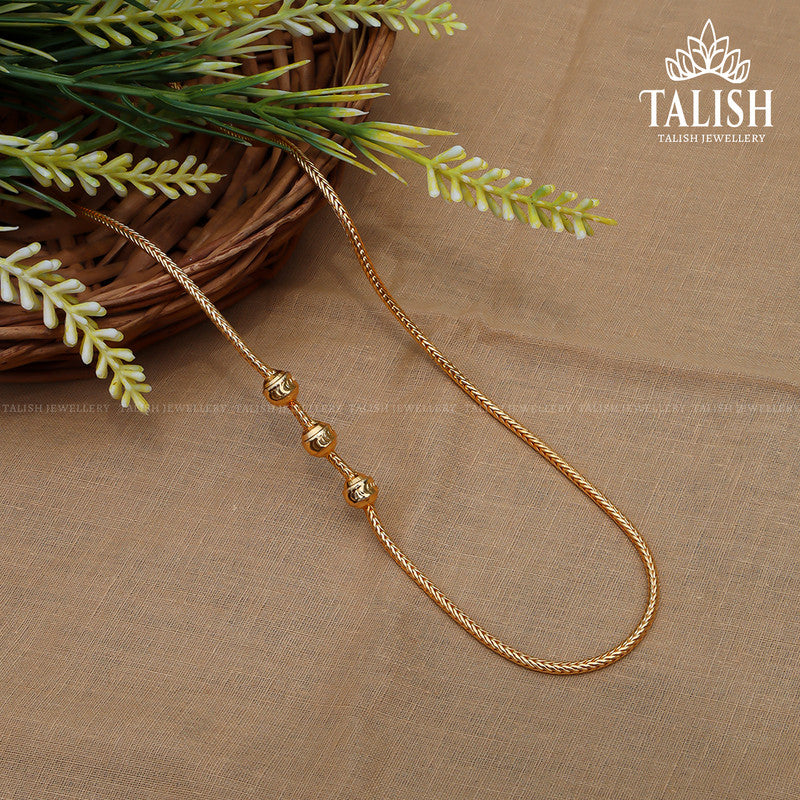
[343,474,378,508]
[263,371,299,406]
[301,420,337,457]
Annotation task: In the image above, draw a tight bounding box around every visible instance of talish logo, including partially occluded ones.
[639,19,772,143]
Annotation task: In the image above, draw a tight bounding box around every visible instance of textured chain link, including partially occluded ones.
[76,205,276,383]
[72,132,658,675]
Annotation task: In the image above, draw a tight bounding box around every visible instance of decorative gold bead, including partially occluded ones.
[301,420,337,457]
[343,474,378,508]
[263,371,299,406]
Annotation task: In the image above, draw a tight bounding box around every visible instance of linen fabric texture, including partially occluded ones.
[1,1,798,797]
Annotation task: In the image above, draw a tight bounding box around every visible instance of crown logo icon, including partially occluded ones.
[665,19,750,83]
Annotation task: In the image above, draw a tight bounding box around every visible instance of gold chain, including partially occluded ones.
[73,132,659,675]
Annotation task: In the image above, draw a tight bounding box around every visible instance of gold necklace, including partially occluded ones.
[73,132,659,675]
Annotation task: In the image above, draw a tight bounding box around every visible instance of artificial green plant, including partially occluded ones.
[0,1,616,411]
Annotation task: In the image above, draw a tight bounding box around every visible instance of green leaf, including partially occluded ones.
[7,179,75,215]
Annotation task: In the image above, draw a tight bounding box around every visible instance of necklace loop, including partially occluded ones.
[73,133,659,675]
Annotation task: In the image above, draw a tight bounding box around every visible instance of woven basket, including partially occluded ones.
[0,25,395,382]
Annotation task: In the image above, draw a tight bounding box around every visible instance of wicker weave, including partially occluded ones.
[0,25,395,382]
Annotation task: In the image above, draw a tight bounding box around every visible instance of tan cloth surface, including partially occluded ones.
[2,1,799,797]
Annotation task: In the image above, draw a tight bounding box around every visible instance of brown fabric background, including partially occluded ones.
[1,1,799,797]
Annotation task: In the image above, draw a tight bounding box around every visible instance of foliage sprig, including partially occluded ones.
[0,0,465,49]
[326,122,615,236]
[0,242,151,410]
[421,147,613,237]
[0,131,222,199]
